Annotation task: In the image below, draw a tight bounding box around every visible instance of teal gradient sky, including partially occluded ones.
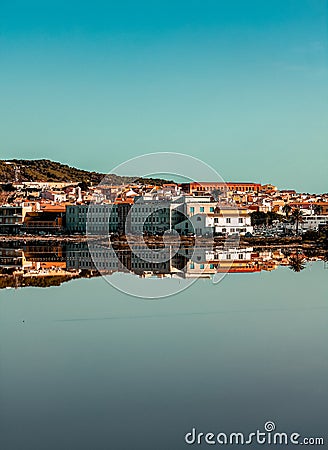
[0,0,327,192]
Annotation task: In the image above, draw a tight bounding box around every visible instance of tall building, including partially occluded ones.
[0,205,32,234]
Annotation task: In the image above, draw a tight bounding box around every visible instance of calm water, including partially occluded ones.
[0,262,327,449]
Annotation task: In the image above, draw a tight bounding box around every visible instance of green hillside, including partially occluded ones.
[0,159,106,184]
[0,159,170,185]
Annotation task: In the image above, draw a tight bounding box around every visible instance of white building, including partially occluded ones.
[129,195,218,235]
[174,206,253,236]
[212,207,253,235]
[290,215,328,232]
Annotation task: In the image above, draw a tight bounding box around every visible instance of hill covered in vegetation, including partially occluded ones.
[0,159,170,185]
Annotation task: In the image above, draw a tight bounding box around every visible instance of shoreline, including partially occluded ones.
[0,234,325,250]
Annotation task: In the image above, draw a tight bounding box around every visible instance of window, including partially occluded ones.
[226,218,231,223]
[238,254,244,259]
[197,217,201,221]
[190,263,194,269]
[238,218,243,223]
[210,264,214,269]
[200,264,204,269]
[190,207,195,213]
[200,207,204,212]
[214,218,218,223]
[210,207,214,212]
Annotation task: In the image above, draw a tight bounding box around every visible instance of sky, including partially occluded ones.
[0,0,327,192]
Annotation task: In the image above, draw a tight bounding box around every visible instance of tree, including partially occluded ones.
[282,203,292,219]
[291,208,304,234]
[211,189,224,202]
[266,211,283,225]
[313,204,323,215]
[302,229,319,242]
[250,211,267,226]
[250,211,282,227]
[78,181,89,191]
[288,249,306,272]
[1,183,14,192]
[303,247,320,259]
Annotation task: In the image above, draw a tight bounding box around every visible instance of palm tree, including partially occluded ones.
[288,249,306,272]
[282,203,292,219]
[291,208,304,234]
[314,204,323,215]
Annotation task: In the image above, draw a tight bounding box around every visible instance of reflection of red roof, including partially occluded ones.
[216,267,261,273]
[289,202,312,208]
[39,262,66,269]
[113,199,134,205]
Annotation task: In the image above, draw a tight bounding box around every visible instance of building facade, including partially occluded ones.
[0,205,32,234]
[180,182,262,196]
[65,196,253,237]
[66,204,132,234]
[174,207,253,236]
[289,215,328,232]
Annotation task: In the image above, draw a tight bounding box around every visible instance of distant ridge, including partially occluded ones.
[0,159,170,185]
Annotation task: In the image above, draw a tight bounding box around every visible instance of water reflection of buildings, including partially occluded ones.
[0,241,325,289]
[22,244,69,276]
[183,247,257,277]
[66,242,188,277]
[65,242,293,278]
[0,244,75,278]
[0,245,23,269]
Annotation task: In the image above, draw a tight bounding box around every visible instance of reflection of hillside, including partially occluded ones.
[0,243,79,289]
[0,241,326,289]
[0,274,82,289]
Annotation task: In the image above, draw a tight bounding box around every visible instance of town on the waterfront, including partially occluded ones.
[1,159,327,289]
[1,159,328,240]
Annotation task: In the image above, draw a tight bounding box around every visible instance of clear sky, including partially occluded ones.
[0,0,327,192]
